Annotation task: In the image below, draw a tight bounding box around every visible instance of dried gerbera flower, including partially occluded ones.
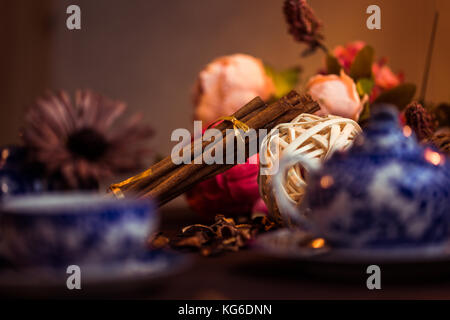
[283,0,326,56]
[22,90,153,189]
[404,102,436,141]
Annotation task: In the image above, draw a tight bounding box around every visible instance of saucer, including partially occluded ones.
[253,229,450,281]
[0,250,190,297]
[254,229,450,264]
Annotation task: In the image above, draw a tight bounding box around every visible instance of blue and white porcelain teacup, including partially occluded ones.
[0,193,157,267]
[273,105,450,249]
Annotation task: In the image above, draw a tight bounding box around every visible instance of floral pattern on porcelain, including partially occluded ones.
[0,194,157,267]
[298,105,449,248]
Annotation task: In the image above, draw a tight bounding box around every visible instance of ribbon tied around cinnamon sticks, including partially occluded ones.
[207,115,250,144]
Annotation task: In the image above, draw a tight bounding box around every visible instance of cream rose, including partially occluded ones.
[306,70,363,121]
[193,54,275,126]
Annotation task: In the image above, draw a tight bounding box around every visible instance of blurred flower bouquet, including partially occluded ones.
[285,1,449,132]
[186,0,449,217]
[284,0,416,123]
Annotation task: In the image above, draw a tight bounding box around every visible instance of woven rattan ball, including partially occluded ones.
[259,113,362,225]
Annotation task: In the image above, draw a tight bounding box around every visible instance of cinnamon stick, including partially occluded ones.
[137,92,303,199]
[155,93,320,205]
[112,96,267,194]
[109,90,320,206]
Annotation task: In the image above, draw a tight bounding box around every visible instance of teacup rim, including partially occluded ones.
[0,192,154,216]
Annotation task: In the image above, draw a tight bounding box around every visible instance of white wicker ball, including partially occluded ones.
[259,113,362,225]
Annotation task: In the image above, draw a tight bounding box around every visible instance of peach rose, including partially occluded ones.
[193,54,275,127]
[306,70,363,121]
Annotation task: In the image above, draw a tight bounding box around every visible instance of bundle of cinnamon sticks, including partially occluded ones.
[109,90,319,206]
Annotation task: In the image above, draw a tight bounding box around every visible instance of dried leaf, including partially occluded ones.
[168,214,279,256]
[173,232,208,248]
[236,224,252,229]
[217,225,236,239]
[238,228,252,241]
[182,224,215,235]
[149,232,170,249]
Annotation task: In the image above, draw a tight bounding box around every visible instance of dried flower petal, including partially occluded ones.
[173,232,208,248]
[404,102,436,141]
[283,0,325,55]
[238,228,252,241]
[182,224,215,236]
[167,214,279,256]
[252,215,276,232]
[149,232,170,249]
[429,128,450,154]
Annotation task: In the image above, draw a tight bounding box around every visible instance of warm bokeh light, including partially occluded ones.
[1,149,9,160]
[402,125,412,137]
[0,148,8,168]
[320,175,334,189]
[310,238,326,249]
[1,183,9,194]
[424,148,444,166]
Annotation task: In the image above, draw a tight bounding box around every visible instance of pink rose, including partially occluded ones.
[185,154,261,216]
[306,70,363,120]
[193,54,275,127]
[329,42,404,102]
[372,64,401,89]
[370,59,404,101]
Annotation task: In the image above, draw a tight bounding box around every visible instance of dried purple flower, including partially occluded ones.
[22,90,153,189]
[283,0,326,56]
[404,101,436,141]
[430,128,450,154]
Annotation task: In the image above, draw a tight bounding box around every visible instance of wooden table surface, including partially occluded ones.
[145,206,450,300]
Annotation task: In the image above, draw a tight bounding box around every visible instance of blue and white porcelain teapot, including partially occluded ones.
[273,104,450,249]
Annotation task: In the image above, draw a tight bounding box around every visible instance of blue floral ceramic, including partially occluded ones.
[0,193,157,267]
[274,105,450,249]
[0,146,46,200]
